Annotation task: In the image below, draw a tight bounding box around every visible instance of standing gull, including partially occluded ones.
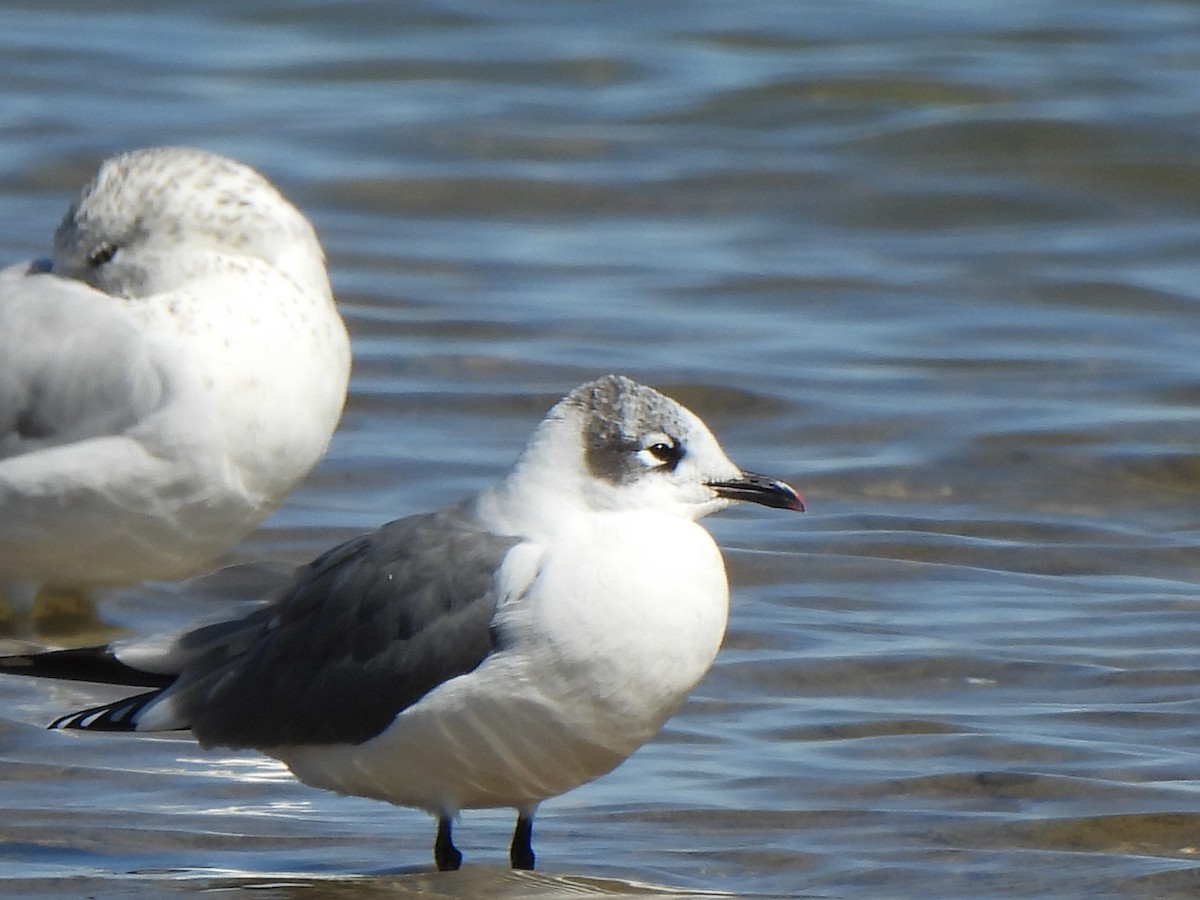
[0,375,803,871]
[0,147,351,614]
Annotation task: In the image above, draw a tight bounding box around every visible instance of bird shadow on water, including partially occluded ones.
[46,866,760,899]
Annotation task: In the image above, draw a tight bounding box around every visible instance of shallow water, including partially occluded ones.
[3,0,1200,897]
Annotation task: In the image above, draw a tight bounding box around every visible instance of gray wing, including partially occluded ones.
[167,503,520,750]
[0,263,166,457]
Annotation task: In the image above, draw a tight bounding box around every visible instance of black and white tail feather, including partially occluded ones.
[0,564,293,735]
[0,645,173,688]
[50,690,163,731]
[0,643,178,732]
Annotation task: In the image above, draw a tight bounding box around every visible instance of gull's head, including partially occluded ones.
[51,146,327,298]
[509,375,804,521]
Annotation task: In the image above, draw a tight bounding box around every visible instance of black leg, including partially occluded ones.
[434,815,463,871]
[509,812,536,870]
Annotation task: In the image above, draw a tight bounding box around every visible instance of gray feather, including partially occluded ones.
[164,502,520,749]
[0,267,167,456]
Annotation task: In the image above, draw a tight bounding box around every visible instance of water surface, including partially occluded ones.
[3,1,1200,897]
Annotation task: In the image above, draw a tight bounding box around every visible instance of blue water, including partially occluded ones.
[3,1,1200,897]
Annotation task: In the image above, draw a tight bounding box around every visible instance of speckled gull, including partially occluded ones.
[0,147,351,612]
[0,375,803,871]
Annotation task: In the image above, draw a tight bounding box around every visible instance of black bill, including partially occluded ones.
[708,472,805,512]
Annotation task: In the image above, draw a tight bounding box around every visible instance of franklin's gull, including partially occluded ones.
[0,375,802,870]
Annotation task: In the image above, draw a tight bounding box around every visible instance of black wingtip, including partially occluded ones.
[49,690,163,732]
[0,646,174,688]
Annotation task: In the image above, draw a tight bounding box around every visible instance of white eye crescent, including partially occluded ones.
[88,242,119,267]
[637,434,682,470]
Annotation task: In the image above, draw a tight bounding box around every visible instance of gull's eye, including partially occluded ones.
[87,242,118,267]
[648,442,676,462]
[638,435,683,471]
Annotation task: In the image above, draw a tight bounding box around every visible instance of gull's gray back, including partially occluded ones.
[167,503,520,748]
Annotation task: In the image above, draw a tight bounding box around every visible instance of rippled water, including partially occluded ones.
[3,0,1200,897]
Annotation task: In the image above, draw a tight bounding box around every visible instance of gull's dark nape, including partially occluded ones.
[0,646,174,688]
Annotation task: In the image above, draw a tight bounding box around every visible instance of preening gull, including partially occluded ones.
[0,375,803,871]
[0,147,350,613]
